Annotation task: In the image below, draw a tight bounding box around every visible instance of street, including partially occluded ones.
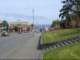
[0,32,42,59]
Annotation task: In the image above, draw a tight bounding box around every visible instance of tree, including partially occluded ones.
[59,0,74,20]
[71,0,80,16]
[59,0,80,28]
[59,0,73,28]
[71,0,80,27]
[51,20,60,28]
[2,20,9,32]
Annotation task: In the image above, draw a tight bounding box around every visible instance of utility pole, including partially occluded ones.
[32,8,35,32]
[32,8,35,36]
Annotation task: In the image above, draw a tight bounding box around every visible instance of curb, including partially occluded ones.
[38,35,80,50]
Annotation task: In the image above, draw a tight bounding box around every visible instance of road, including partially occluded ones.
[0,32,42,59]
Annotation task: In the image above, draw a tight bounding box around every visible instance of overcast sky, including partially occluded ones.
[0,0,62,25]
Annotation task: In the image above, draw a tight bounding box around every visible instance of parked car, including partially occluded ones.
[1,31,9,36]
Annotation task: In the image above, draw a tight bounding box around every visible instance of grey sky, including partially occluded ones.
[0,0,62,24]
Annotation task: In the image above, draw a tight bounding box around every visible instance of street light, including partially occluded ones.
[32,8,35,32]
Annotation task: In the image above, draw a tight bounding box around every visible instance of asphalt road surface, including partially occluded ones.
[0,32,42,59]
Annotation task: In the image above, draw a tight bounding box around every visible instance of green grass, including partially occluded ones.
[43,43,80,60]
[43,28,80,60]
[42,28,80,44]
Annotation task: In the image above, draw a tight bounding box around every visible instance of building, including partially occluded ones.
[9,21,33,32]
